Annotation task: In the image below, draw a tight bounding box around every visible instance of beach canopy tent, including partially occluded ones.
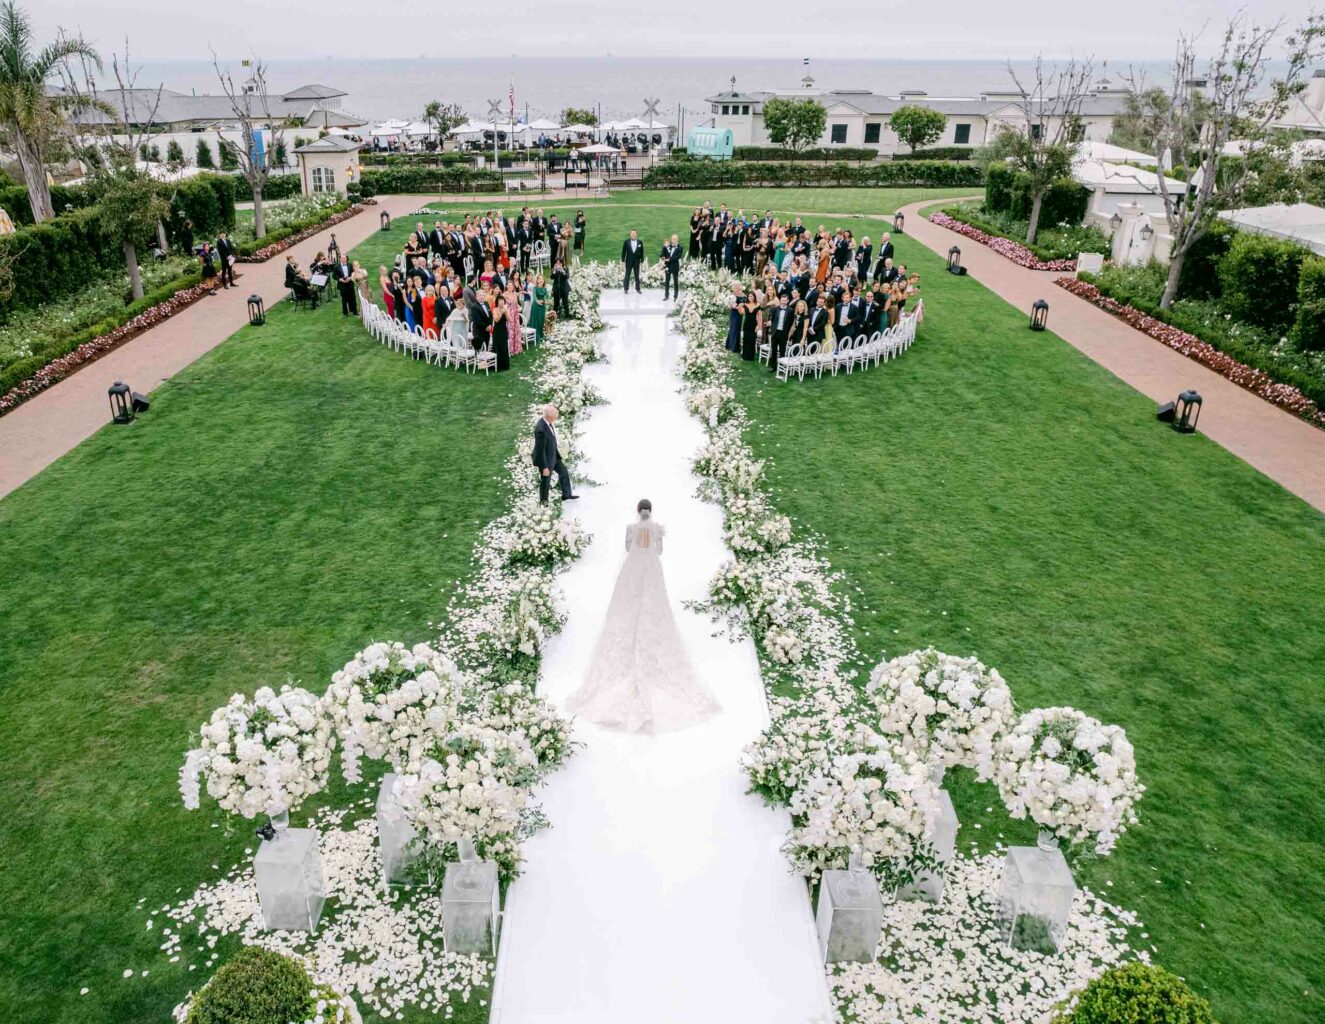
[560,123,598,135]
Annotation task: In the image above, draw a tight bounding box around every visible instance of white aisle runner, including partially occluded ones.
[491,291,833,1024]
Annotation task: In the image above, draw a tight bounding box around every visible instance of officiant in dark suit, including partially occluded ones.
[332,253,358,316]
[621,230,644,294]
[661,234,682,299]
[533,404,577,503]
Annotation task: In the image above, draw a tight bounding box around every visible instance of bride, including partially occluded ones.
[566,499,720,734]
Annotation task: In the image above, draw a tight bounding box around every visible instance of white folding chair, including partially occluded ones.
[473,342,497,375]
[831,337,853,376]
[800,341,819,381]
[775,343,802,382]
[519,296,538,349]
[530,240,551,272]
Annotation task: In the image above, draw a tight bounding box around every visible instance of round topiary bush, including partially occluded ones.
[182,947,357,1024]
[1056,963,1218,1024]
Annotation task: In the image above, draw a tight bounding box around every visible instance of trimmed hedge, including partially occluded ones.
[362,151,477,167]
[1176,219,1235,301]
[184,947,319,1024]
[732,145,877,162]
[643,159,984,189]
[1052,963,1217,1024]
[166,174,237,244]
[893,146,976,161]
[1218,231,1306,334]
[1292,255,1325,351]
[233,199,354,258]
[985,164,1089,226]
[0,182,95,225]
[259,173,303,201]
[355,166,504,195]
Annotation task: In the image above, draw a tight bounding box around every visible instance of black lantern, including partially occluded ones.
[1030,299,1049,331]
[380,211,391,232]
[108,381,134,425]
[1109,211,1123,231]
[1139,223,1154,241]
[247,294,265,326]
[947,246,962,274]
[1174,390,1202,433]
[893,211,905,233]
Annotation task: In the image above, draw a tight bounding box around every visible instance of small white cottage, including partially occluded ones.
[293,136,362,197]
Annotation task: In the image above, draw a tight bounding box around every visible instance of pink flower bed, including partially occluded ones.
[0,280,216,416]
[235,201,371,263]
[929,211,1077,272]
[1056,277,1325,429]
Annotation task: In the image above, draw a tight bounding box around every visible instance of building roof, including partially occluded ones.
[281,84,347,101]
[705,85,1131,119]
[294,135,362,154]
[1218,202,1325,255]
[302,105,368,128]
[1072,158,1185,194]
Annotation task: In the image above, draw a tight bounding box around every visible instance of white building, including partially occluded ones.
[703,76,1131,156]
[1218,203,1325,256]
[294,136,361,196]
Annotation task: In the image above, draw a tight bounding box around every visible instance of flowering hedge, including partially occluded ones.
[1057,277,1325,428]
[929,210,1078,272]
[236,201,370,263]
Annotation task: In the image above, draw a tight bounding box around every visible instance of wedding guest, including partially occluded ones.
[725,283,744,353]
[573,211,587,262]
[352,261,370,306]
[216,231,237,289]
[529,272,549,343]
[506,282,524,357]
[551,260,571,318]
[661,233,682,299]
[200,242,218,288]
[333,250,358,316]
[741,288,761,361]
[491,288,511,371]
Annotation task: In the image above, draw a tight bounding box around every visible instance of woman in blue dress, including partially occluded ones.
[725,283,745,353]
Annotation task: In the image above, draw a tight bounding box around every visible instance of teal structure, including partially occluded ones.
[687,126,734,160]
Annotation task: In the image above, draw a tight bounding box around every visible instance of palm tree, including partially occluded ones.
[0,1,99,223]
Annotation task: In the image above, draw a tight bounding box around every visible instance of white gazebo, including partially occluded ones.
[294,135,362,196]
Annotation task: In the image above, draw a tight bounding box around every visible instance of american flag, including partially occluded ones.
[509,82,515,119]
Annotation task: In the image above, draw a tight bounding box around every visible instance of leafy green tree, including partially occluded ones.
[560,107,597,126]
[0,0,100,222]
[166,138,184,165]
[89,167,168,300]
[195,137,214,168]
[422,99,466,144]
[763,97,827,153]
[218,140,238,170]
[888,105,947,153]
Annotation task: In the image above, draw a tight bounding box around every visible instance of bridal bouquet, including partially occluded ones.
[784,745,939,887]
[866,648,1016,781]
[323,641,466,782]
[993,706,1144,854]
[180,684,334,819]
[391,723,541,879]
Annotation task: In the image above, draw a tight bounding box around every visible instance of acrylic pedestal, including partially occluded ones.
[442,859,500,956]
[376,773,421,886]
[254,827,325,933]
[901,789,960,904]
[998,837,1075,953]
[815,869,884,963]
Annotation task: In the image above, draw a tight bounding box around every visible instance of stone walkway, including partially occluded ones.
[900,200,1325,514]
[0,194,434,500]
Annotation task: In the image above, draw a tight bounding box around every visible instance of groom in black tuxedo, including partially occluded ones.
[621,230,644,294]
[533,404,577,503]
[660,234,682,299]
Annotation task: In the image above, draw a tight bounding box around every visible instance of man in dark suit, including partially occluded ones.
[621,229,644,294]
[532,404,577,503]
[661,233,682,299]
[467,284,491,350]
[770,293,792,367]
[216,231,237,289]
[855,238,873,281]
[876,233,895,268]
[429,222,446,258]
[332,253,357,316]
[808,296,828,343]
[859,292,880,340]
[551,261,571,317]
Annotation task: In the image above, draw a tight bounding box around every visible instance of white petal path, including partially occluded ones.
[490,290,835,1024]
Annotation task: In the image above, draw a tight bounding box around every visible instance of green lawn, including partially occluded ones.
[723,226,1325,1024]
[0,292,534,1023]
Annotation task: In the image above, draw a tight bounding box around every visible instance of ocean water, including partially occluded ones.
[113,56,1172,125]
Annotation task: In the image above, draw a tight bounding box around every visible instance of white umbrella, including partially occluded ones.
[577,142,622,154]
[525,118,561,131]
[561,123,597,134]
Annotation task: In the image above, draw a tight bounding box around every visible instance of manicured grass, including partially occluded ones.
[724,228,1325,1024]
[0,287,535,1022]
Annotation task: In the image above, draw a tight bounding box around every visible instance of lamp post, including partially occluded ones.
[247,294,266,326]
[947,246,962,274]
[1029,299,1049,331]
[108,381,134,425]
[380,211,391,232]
[893,211,905,233]
[1174,390,1202,433]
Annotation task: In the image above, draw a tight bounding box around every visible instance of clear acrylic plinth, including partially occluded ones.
[999,839,1076,953]
[376,773,421,886]
[254,827,325,933]
[815,868,884,963]
[442,859,500,956]
[901,788,960,904]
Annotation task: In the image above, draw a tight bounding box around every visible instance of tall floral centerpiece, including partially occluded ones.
[991,706,1144,953]
[179,684,334,830]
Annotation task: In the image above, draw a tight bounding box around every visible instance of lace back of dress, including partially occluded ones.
[634,523,653,549]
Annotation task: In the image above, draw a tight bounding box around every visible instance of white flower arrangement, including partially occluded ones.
[498,495,590,568]
[867,648,1016,781]
[461,682,575,775]
[180,685,334,819]
[994,706,1144,854]
[323,641,466,783]
[742,704,869,806]
[784,746,939,887]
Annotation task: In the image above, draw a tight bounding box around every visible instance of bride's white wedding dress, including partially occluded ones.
[566,517,720,734]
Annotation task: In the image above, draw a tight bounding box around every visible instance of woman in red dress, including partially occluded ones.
[422,286,438,334]
[379,265,394,318]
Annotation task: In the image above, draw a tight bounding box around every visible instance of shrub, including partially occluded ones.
[357,165,504,195]
[219,144,239,171]
[184,947,318,1024]
[984,163,1088,224]
[1218,231,1307,334]
[642,159,984,189]
[985,164,1018,213]
[1292,254,1325,351]
[893,146,976,161]
[731,145,876,162]
[1054,963,1218,1024]
[1176,219,1234,300]
[0,182,95,225]
[195,138,215,169]
[167,174,237,242]
[260,173,303,201]
[166,139,185,164]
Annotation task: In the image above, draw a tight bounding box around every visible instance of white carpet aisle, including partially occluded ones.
[490,290,833,1024]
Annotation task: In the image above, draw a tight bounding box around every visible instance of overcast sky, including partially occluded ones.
[29,0,1322,62]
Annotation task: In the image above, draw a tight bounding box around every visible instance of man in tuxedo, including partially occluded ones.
[660,233,682,299]
[835,288,858,342]
[332,252,357,316]
[876,232,895,268]
[467,284,491,350]
[215,231,238,289]
[621,229,644,294]
[551,260,571,317]
[516,216,532,272]
[429,221,447,258]
[874,257,898,286]
[859,291,880,340]
[855,237,873,281]
[770,293,792,368]
[532,404,577,503]
[808,295,828,343]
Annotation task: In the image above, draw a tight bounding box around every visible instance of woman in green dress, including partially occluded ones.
[529,272,549,344]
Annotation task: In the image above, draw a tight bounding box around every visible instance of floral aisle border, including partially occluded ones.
[165,265,617,1021]
[929,210,1078,272]
[671,269,1150,1024]
[1056,276,1325,428]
